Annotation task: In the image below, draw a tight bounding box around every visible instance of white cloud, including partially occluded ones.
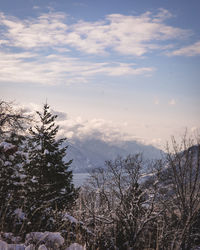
[190,126,200,134]
[152,8,173,22]
[0,9,189,56]
[33,6,40,10]
[57,115,140,142]
[0,9,194,85]
[0,50,154,85]
[151,138,162,147]
[154,98,159,105]
[168,99,176,105]
[0,12,69,49]
[68,11,187,56]
[50,112,167,147]
[0,39,8,46]
[51,110,68,121]
[23,105,135,142]
[73,2,87,7]
[19,103,184,148]
[169,41,200,56]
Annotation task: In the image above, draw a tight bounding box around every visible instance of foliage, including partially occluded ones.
[75,135,200,249]
[76,155,161,249]
[0,101,78,236]
[24,103,78,231]
[0,100,199,250]
[0,101,28,233]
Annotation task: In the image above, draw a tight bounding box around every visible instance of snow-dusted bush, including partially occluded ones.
[25,232,64,249]
[0,240,25,250]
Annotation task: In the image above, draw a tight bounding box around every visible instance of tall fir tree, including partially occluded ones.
[25,104,78,230]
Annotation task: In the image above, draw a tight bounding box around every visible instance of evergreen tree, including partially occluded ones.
[25,104,78,230]
[0,101,30,233]
[0,132,27,233]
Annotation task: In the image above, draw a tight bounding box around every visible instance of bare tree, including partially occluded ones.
[76,154,161,249]
[166,134,200,249]
[0,100,30,139]
[76,134,200,250]
[154,133,200,250]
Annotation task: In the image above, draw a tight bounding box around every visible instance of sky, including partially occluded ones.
[0,0,200,148]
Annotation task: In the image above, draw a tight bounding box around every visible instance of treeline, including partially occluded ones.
[0,100,199,250]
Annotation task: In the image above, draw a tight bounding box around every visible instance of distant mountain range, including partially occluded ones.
[64,138,163,173]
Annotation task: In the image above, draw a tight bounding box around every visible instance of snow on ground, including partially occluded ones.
[66,243,86,250]
[63,213,78,224]
[0,142,15,151]
[0,240,25,250]
[0,239,86,250]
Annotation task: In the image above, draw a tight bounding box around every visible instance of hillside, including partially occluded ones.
[65,138,163,173]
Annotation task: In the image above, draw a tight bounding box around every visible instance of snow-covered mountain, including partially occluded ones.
[64,138,163,173]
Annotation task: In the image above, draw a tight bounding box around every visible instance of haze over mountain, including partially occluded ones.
[65,138,163,173]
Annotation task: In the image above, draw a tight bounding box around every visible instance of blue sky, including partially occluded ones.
[0,0,200,147]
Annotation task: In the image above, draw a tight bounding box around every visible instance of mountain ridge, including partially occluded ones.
[64,138,163,173]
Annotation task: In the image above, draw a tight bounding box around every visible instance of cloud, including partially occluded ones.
[190,126,200,134]
[0,12,69,49]
[0,9,189,56]
[168,99,176,105]
[0,39,8,46]
[0,50,154,85]
[51,110,68,121]
[47,112,166,147]
[68,10,187,56]
[33,6,40,10]
[58,116,131,142]
[151,138,162,147]
[25,107,136,143]
[152,8,173,22]
[18,103,130,142]
[154,98,159,105]
[169,41,200,56]
[0,9,194,85]
[18,103,174,147]
[73,2,87,7]
[19,104,135,142]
